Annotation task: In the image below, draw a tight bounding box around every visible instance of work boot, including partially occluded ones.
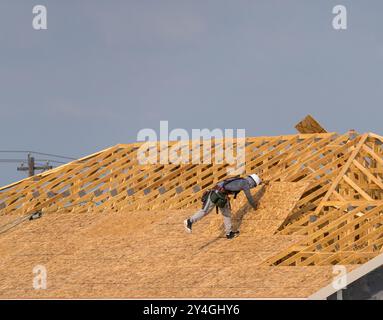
[226,231,240,239]
[184,219,192,233]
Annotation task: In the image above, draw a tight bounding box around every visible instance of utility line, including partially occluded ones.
[0,159,26,163]
[0,159,67,164]
[33,159,67,164]
[0,151,77,177]
[0,150,76,160]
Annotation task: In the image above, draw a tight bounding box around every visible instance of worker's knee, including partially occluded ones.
[220,208,231,217]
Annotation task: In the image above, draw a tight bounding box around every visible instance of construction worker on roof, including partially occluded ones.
[184,173,268,239]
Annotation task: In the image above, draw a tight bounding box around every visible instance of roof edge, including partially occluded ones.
[308,252,383,299]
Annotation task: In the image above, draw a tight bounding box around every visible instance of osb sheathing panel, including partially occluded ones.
[208,182,309,236]
[0,207,348,299]
[295,115,327,134]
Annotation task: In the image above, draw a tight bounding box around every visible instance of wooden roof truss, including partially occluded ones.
[1,117,383,268]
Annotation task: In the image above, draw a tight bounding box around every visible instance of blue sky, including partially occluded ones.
[1,0,382,185]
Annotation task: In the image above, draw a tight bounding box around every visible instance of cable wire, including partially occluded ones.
[0,150,76,160]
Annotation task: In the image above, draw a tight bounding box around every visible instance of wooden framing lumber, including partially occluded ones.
[1,129,383,269]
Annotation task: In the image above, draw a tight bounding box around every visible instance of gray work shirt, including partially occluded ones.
[217,177,258,208]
